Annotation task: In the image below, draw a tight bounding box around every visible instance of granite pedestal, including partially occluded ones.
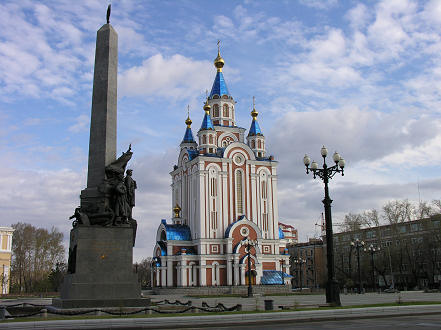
[53,226,149,308]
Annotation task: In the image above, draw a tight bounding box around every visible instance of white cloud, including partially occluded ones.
[299,0,338,10]
[119,54,213,100]
[68,114,90,133]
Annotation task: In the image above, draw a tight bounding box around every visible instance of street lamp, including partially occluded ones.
[303,146,345,306]
[351,239,365,294]
[151,257,158,288]
[280,259,285,285]
[294,258,306,291]
[243,237,258,298]
[364,244,380,292]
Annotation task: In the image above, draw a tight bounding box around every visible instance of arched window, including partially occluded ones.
[251,140,255,149]
[209,135,213,144]
[260,175,269,234]
[223,104,229,117]
[258,140,261,149]
[236,170,244,215]
[202,135,207,144]
[213,104,219,117]
[209,168,218,231]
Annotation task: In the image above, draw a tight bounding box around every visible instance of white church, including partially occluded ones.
[152,48,294,287]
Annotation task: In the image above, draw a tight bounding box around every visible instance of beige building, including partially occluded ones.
[0,227,14,294]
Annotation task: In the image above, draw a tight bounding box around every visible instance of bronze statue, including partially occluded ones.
[124,169,137,219]
[113,174,130,224]
[106,4,111,24]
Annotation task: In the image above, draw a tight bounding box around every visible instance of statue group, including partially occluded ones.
[70,145,137,228]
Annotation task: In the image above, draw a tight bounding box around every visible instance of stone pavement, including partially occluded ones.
[0,292,440,329]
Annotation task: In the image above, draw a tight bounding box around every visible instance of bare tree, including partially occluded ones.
[10,223,65,293]
[382,200,414,224]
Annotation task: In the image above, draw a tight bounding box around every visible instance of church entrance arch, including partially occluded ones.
[245,270,257,285]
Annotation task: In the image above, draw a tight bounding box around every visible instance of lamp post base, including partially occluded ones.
[326,280,341,306]
[248,286,253,298]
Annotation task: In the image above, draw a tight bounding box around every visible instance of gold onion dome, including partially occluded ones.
[251,107,258,120]
[214,50,225,72]
[203,99,211,114]
[185,115,192,128]
[173,204,181,218]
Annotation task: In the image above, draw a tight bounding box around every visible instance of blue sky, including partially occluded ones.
[2,0,441,261]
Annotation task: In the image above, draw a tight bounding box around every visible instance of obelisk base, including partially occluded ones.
[54,226,149,308]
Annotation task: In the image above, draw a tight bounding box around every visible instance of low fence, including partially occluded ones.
[0,300,242,320]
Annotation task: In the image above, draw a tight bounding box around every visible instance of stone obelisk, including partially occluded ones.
[54,11,147,308]
[80,23,118,211]
[87,23,117,189]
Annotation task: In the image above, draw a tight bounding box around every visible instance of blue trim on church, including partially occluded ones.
[278,227,285,239]
[209,71,230,97]
[157,241,167,256]
[161,219,192,241]
[182,127,195,143]
[261,270,293,285]
[200,113,214,130]
[248,120,262,136]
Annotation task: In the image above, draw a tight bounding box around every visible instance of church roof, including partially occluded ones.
[200,112,214,130]
[248,119,262,136]
[161,219,191,240]
[157,241,167,256]
[188,149,199,160]
[182,127,195,143]
[224,215,246,237]
[261,270,293,285]
[209,71,230,98]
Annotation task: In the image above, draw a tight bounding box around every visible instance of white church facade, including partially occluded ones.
[153,49,293,287]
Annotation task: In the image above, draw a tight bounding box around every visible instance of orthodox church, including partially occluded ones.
[152,49,292,287]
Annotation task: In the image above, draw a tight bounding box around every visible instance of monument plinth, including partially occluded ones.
[55,8,148,308]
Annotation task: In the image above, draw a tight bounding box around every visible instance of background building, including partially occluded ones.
[0,227,14,294]
[288,238,326,289]
[279,222,298,244]
[152,50,292,287]
[333,215,441,290]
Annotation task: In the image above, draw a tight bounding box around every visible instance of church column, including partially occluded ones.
[227,258,232,286]
[180,261,187,287]
[167,260,173,286]
[222,163,228,227]
[271,170,279,239]
[200,259,207,286]
[245,163,251,219]
[233,260,239,286]
[199,164,206,238]
[250,166,257,223]
[267,173,274,239]
[240,264,245,285]
[161,267,166,287]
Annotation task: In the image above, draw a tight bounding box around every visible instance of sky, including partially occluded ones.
[1,0,441,262]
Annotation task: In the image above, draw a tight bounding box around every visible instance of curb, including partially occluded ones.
[0,304,440,329]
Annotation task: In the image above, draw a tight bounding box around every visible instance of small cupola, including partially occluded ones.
[198,99,217,155]
[247,97,266,158]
